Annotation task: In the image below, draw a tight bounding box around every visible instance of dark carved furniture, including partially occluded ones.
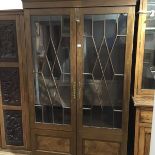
[0,10,30,153]
[133,0,155,155]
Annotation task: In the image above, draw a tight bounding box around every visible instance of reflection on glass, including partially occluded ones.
[31,16,71,124]
[83,14,127,129]
[118,14,127,35]
[146,2,155,27]
[142,30,155,89]
[148,0,155,2]
[142,1,155,89]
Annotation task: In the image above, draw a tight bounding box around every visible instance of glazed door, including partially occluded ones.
[76,7,135,155]
[25,9,77,155]
[26,7,135,155]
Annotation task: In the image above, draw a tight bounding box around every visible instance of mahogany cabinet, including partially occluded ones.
[133,0,155,155]
[0,0,136,155]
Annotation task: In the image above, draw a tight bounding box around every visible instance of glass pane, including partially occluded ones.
[118,14,127,35]
[93,15,104,51]
[146,1,155,27]
[111,36,126,74]
[84,15,92,37]
[4,110,23,146]
[142,30,155,89]
[147,3,155,11]
[83,14,126,129]
[105,17,117,51]
[0,68,21,106]
[142,0,155,89]
[0,21,18,61]
[84,37,97,76]
[148,0,155,2]
[31,15,71,125]
[146,18,155,27]
[35,105,42,122]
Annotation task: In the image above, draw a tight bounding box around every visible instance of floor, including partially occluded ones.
[0,150,30,155]
[0,152,23,155]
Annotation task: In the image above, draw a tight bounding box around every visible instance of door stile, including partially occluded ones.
[121,7,135,155]
[17,13,31,150]
[70,8,77,155]
[76,8,84,155]
[24,9,39,151]
[24,9,35,131]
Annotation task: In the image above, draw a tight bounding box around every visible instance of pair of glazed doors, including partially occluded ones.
[0,6,135,155]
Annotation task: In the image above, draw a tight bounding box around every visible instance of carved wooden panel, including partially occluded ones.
[0,68,21,106]
[3,110,23,146]
[144,132,151,155]
[36,136,70,153]
[84,140,120,155]
[0,21,18,61]
[139,127,152,155]
[140,110,152,124]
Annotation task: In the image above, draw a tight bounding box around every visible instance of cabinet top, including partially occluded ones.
[22,0,137,9]
[133,96,154,107]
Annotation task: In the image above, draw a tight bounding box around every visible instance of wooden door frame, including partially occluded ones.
[76,6,135,155]
[134,0,155,97]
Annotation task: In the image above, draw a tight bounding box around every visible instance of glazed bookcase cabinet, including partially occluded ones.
[134,0,155,155]
[0,0,136,155]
